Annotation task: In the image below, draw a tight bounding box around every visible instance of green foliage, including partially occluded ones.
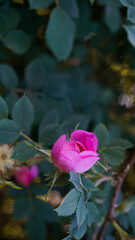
[3,30,31,55]
[39,123,62,148]
[76,193,87,228]
[46,6,76,60]
[25,58,46,90]
[12,95,34,132]
[56,188,80,216]
[81,177,97,192]
[0,0,134,239]
[89,0,95,4]
[108,138,133,149]
[69,217,87,240]
[28,0,54,9]
[0,64,18,89]
[124,25,135,47]
[119,0,133,7]
[102,147,125,166]
[94,124,109,150]
[69,171,83,193]
[59,0,79,18]
[0,119,20,143]
[0,95,8,120]
[127,6,135,23]
[104,4,121,33]
[12,141,37,161]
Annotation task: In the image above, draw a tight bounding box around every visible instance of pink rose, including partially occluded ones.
[14,165,38,187]
[51,130,100,173]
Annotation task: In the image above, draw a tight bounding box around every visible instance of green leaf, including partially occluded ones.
[69,217,87,240]
[92,155,108,174]
[5,8,20,30]
[12,141,37,161]
[46,6,76,60]
[69,172,83,193]
[89,0,95,4]
[25,58,46,90]
[102,147,125,166]
[87,202,99,215]
[56,189,80,216]
[119,0,132,7]
[124,25,135,47]
[0,95,8,120]
[81,177,96,191]
[5,92,19,115]
[13,197,31,219]
[87,202,99,226]
[128,6,135,23]
[0,64,18,89]
[0,14,9,35]
[62,114,89,135]
[0,120,20,143]
[3,30,31,55]
[39,109,59,134]
[39,123,62,148]
[26,214,47,240]
[12,95,34,132]
[59,0,79,18]
[29,0,54,9]
[94,124,109,150]
[108,138,133,150]
[104,5,121,33]
[76,193,87,228]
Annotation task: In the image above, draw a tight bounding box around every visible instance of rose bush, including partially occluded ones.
[14,165,38,187]
[51,130,100,173]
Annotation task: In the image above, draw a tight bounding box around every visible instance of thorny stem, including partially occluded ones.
[96,153,135,240]
[20,132,51,157]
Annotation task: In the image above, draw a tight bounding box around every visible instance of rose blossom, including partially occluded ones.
[51,130,100,173]
[14,165,38,187]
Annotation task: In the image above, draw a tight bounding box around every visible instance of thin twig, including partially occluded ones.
[96,153,135,240]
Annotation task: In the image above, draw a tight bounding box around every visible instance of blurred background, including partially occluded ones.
[0,0,135,239]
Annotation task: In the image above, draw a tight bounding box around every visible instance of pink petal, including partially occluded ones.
[62,140,80,152]
[53,150,81,172]
[52,135,67,160]
[71,130,98,152]
[74,155,100,173]
[30,165,38,178]
[79,151,99,158]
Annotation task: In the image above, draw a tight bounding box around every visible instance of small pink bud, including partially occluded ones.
[14,165,38,187]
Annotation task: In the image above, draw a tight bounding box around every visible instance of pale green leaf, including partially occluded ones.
[124,25,135,47]
[12,95,34,132]
[119,0,132,7]
[128,6,135,23]
[46,6,76,60]
[76,193,87,228]
[56,189,80,216]
[69,171,83,193]
[0,120,20,143]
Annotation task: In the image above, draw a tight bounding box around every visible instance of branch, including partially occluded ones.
[96,152,135,240]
